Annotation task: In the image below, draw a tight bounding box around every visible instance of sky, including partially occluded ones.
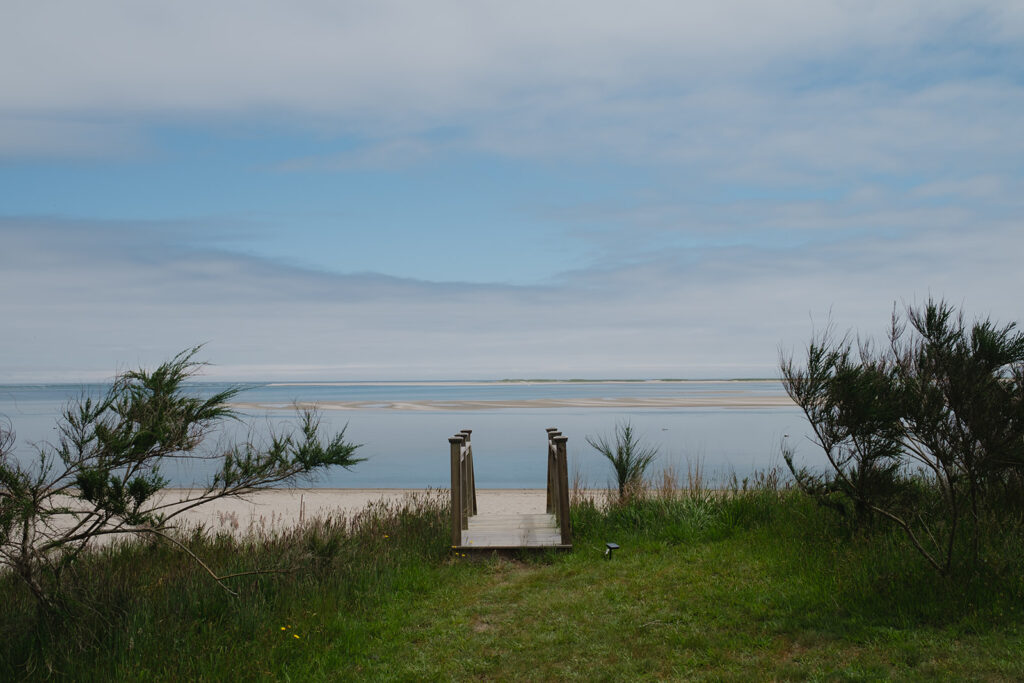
[2,1,1023,382]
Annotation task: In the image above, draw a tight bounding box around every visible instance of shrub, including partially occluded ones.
[782,299,1024,574]
[0,347,363,614]
[586,421,658,502]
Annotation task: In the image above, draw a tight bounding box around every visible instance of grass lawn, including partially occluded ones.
[2,491,1023,681]
[347,504,1024,681]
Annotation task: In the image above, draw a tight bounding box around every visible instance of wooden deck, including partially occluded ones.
[456,512,571,551]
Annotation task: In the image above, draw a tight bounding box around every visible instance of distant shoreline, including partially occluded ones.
[231,394,795,411]
[0,378,783,389]
[266,378,781,387]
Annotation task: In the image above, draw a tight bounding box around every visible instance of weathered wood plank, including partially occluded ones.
[456,512,568,549]
[449,436,463,547]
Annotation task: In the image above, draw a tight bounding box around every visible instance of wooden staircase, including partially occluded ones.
[449,428,572,551]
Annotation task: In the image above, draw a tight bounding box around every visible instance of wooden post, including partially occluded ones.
[461,442,470,529]
[449,435,464,547]
[461,429,477,516]
[546,429,559,514]
[554,435,572,545]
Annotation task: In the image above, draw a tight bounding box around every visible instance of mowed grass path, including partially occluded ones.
[328,498,1024,681]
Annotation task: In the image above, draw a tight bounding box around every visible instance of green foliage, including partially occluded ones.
[3,482,1024,679]
[0,491,449,680]
[0,347,364,614]
[586,420,658,500]
[781,333,904,525]
[782,299,1024,574]
[214,409,364,490]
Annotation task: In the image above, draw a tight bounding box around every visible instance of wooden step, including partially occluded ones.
[456,512,570,550]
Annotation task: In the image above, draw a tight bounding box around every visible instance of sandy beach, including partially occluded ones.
[157,488,550,535]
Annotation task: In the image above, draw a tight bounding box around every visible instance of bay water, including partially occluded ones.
[0,381,824,489]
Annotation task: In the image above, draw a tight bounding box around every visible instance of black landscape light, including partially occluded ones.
[605,542,619,559]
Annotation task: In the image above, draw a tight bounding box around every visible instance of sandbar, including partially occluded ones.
[231,394,794,412]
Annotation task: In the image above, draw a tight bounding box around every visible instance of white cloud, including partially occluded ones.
[1,2,1021,381]
[0,117,143,158]
[2,211,1020,382]
[2,1,1021,163]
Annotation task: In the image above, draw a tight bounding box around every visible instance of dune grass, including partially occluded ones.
[2,482,1023,680]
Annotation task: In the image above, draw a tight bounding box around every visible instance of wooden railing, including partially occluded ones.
[449,429,477,547]
[545,428,573,545]
[449,428,572,548]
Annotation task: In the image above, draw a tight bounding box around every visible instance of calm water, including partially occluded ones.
[0,381,822,488]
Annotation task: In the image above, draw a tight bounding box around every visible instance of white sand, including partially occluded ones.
[157,488,551,535]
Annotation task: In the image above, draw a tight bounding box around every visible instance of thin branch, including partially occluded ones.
[137,528,239,597]
[870,504,944,574]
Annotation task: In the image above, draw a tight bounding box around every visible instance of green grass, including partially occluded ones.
[354,492,1024,680]
[2,489,1023,680]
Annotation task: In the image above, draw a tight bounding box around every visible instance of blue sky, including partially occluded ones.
[2,1,1023,381]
